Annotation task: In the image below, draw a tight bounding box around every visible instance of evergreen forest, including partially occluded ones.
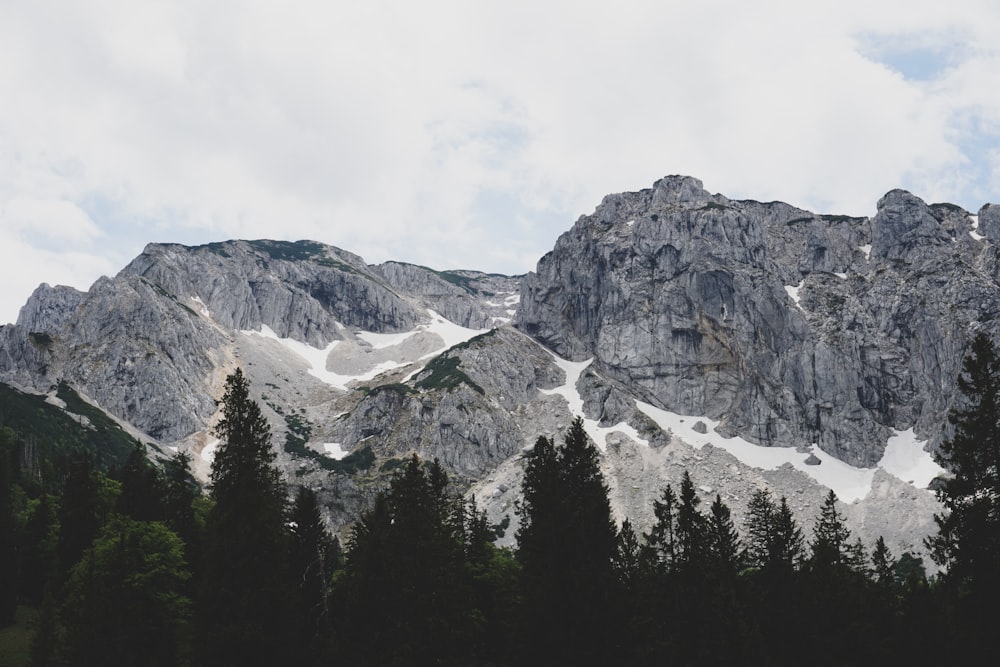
[3,335,1000,665]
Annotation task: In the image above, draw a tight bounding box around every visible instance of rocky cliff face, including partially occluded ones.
[517,176,999,467]
[2,177,992,558]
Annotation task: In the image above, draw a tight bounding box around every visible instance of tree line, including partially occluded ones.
[3,332,1000,665]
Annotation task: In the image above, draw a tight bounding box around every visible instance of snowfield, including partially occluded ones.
[542,352,945,503]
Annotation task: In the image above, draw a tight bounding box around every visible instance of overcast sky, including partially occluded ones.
[2,0,999,325]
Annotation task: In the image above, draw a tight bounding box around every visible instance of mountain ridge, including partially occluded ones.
[4,175,994,560]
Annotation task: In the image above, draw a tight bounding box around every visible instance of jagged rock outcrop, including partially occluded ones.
[374,262,521,329]
[517,175,999,466]
[321,327,564,477]
[123,240,423,345]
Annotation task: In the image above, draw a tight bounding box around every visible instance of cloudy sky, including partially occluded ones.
[2,0,999,325]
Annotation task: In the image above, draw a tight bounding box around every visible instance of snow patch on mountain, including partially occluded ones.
[879,428,945,487]
[242,310,488,391]
[784,281,805,311]
[539,354,649,452]
[322,443,350,460]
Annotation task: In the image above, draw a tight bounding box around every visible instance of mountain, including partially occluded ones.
[4,176,995,559]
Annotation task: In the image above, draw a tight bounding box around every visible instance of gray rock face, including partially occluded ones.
[373,262,522,329]
[324,327,562,478]
[124,240,424,345]
[871,190,951,260]
[517,176,1000,466]
[979,203,1000,242]
[0,239,521,446]
[0,178,989,552]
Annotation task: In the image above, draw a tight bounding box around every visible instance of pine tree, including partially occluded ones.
[871,536,896,588]
[0,427,19,625]
[744,488,776,570]
[288,487,335,666]
[18,493,59,605]
[114,444,165,522]
[516,417,617,664]
[644,483,678,572]
[809,490,851,571]
[928,332,1000,593]
[197,368,290,666]
[516,435,561,590]
[613,519,642,589]
[771,496,805,573]
[56,453,102,581]
[707,494,742,577]
[675,470,707,571]
[846,537,870,577]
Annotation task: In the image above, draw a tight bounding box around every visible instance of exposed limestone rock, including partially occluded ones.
[517,176,1000,467]
[374,262,521,329]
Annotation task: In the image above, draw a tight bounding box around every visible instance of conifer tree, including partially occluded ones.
[56,453,102,580]
[115,444,164,522]
[745,488,776,570]
[613,519,642,589]
[0,427,18,625]
[197,368,290,666]
[288,487,335,665]
[19,493,59,605]
[644,483,678,572]
[516,417,617,664]
[516,435,561,589]
[707,494,742,577]
[871,536,896,588]
[675,470,707,571]
[928,332,1000,594]
[771,496,805,572]
[809,490,851,571]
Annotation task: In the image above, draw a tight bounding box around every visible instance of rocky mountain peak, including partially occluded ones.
[871,188,952,260]
[650,174,714,206]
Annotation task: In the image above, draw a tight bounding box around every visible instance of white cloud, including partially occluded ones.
[0,0,998,324]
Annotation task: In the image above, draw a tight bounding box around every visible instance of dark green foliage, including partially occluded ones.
[612,518,641,589]
[924,333,1000,667]
[644,483,678,571]
[114,444,165,522]
[18,494,59,605]
[281,411,312,453]
[0,428,17,626]
[324,445,375,474]
[244,239,361,274]
[871,536,896,587]
[675,470,708,571]
[365,382,416,396]
[928,332,1000,592]
[435,270,484,295]
[197,368,291,666]
[56,454,104,583]
[60,517,191,667]
[0,382,139,484]
[706,494,742,577]
[809,489,852,571]
[771,496,806,572]
[288,487,337,666]
[336,455,484,666]
[516,418,617,664]
[415,354,484,394]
